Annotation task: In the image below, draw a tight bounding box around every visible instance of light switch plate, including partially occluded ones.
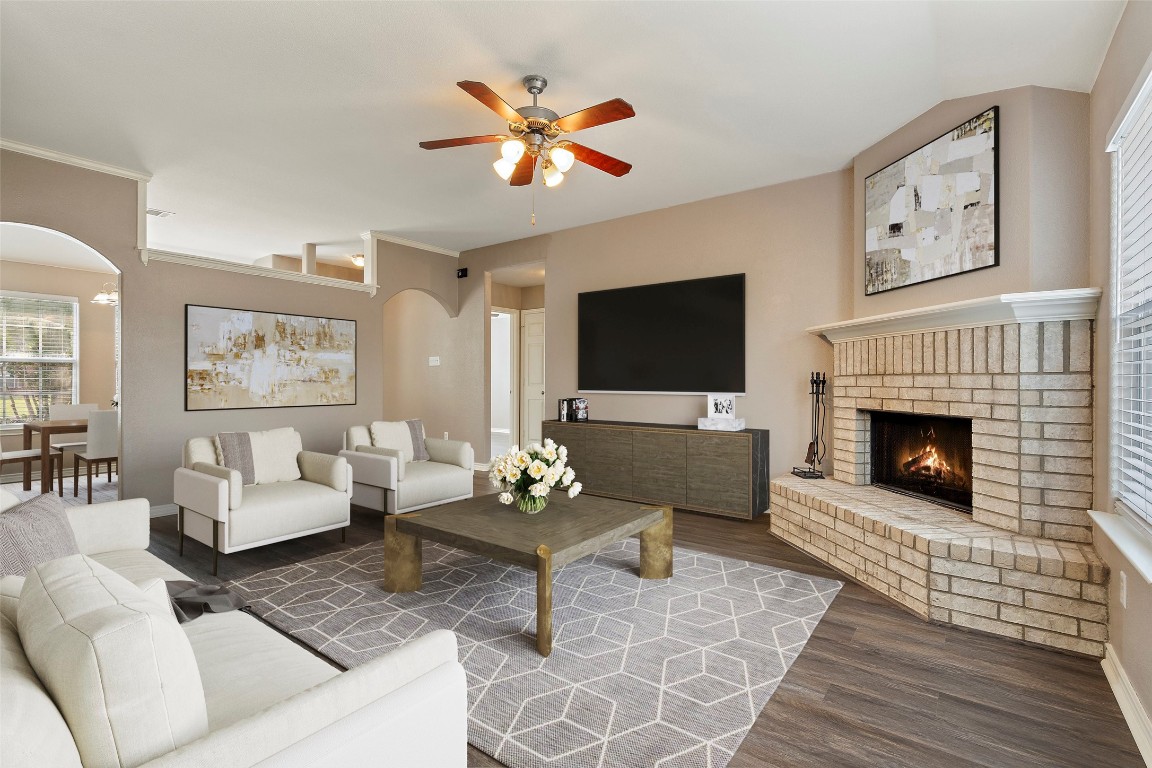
[428,356,440,366]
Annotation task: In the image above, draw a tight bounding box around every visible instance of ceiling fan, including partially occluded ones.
[419,75,635,188]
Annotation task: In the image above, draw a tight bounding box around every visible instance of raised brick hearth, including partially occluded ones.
[770,290,1109,656]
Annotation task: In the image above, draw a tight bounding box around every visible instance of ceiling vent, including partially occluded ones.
[146,207,175,218]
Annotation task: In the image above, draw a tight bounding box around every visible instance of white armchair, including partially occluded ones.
[340,421,474,515]
[173,428,352,575]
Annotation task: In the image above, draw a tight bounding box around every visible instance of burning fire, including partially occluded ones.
[901,428,956,481]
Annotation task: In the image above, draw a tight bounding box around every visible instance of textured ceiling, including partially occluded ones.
[0,1,1125,264]
[0,223,118,273]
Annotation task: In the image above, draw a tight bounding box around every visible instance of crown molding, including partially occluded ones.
[0,139,152,182]
[807,288,1103,343]
[144,249,377,295]
[362,230,460,258]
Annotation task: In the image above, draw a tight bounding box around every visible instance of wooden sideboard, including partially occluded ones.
[542,419,769,519]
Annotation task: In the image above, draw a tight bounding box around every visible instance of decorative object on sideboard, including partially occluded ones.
[558,397,588,422]
[185,304,356,411]
[699,392,745,431]
[488,439,580,514]
[793,371,827,479]
[864,106,999,295]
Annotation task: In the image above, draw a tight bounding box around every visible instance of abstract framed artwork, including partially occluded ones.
[864,106,999,295]
[185,304,356,411]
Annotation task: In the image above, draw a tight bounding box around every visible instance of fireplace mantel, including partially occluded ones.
[807,288,1102,343]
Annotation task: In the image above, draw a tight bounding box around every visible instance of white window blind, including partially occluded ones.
[1114,77,1152,528]
[0,292,80,425]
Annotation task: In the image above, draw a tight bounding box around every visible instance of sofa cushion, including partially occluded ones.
[0,575,21,623]
[346,424,372,450]
[370,420,415,463]
[227,480,349,548]
[0,493,80,577]
[214,431,257,485]
[407,419,430,462]
[183,609,339,730]
[396,461,475,512]
[1,612,84,768]
[18,555,209,768]
[184,436,219,468]
[215,427,302,485]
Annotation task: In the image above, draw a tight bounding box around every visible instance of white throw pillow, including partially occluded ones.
[249,427,303,484]
[18,555,208,768]
[370,421,415,463]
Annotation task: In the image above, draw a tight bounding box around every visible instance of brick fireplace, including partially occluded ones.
[771,289,1110,656]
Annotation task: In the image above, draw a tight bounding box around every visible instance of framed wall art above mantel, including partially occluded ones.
[864,106,999,295]
[185,304,356,411]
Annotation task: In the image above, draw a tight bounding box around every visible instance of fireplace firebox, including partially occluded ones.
[869,411,973,512]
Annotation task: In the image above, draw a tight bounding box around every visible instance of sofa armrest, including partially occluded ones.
[425,438,474,471]
[67,498,151,555]
[192,462,243,509]
[298,452,350,494]
[174,467,230,523]
[341,446,403,486]
[143,630,465,768]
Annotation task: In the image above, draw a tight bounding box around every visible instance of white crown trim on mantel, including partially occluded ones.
[144,249,378,295]
[807,288,1103,343]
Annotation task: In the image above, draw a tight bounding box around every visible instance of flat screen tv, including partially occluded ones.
[578,274,745,394]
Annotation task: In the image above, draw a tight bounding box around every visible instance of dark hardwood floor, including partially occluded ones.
[147,475,1143,768]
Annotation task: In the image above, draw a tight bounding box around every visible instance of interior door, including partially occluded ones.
[520,308,545,447]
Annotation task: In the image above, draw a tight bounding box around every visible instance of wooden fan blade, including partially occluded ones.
[509,153,536,186]
[457,81,525,124]
[552,98,635,133]
[567,142,632,177]
[419,134,507,150]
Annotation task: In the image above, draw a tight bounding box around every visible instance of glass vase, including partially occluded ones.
[516,492,549,514]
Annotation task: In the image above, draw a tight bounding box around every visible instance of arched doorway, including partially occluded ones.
[1,222,123,500]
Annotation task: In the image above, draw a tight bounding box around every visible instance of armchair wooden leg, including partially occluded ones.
[178,507,185,557]
[212,520,220,577]
[341,526,347,543]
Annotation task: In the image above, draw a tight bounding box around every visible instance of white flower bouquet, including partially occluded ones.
[489,438,581,514]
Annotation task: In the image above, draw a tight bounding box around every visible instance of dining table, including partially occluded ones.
[22,419,88,494]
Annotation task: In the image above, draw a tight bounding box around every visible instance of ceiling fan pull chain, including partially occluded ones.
[531,184,536,226]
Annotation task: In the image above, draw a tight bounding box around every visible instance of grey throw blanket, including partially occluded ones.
[165,580,246,623]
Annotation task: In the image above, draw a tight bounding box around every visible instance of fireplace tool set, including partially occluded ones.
[792,371,827,479]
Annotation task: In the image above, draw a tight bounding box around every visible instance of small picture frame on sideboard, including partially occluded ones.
[707,393,736,419]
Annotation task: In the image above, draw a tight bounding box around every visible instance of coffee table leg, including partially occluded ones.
[639,506,674,579]
[384,516,422,592]
[536,544,553,657]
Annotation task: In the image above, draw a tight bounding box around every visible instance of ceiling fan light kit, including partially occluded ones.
[419,75,635,190]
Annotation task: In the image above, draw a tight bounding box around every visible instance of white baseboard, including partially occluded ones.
[150,503,178,518]
[1102,642,1152,765]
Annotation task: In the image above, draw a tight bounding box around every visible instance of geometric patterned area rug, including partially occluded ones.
[229,539,841,768]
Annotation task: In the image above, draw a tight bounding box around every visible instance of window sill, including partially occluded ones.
[1089,509,1152,584]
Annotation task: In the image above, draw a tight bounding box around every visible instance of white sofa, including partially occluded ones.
[0,488,468,768]
[173,428,352,574]
[339,422,474,515]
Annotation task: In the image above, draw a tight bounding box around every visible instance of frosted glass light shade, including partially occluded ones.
[551,146,575,173]
[501,140,525,162]
[542,162,564,187]
[493,157,517,180]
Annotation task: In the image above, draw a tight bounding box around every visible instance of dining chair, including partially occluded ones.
[73,409,118,504]
[0,446,43,491]
[48,403,98,496]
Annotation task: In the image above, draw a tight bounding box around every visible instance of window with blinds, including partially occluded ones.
[1113,75,1152,530]
[0,292,80,425]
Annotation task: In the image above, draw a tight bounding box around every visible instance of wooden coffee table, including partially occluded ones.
[383,493,673,656]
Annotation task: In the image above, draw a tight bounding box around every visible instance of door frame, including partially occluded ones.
[491,306,519,454]
[519,307,545,447]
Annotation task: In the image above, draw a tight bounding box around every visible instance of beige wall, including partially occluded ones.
[260,254,365,282]
[1,150,386,504]
[1088,0,1152,718]
[0,262,118,456]
[852,86,1090,317]
[522,284,544,310]
[490,282,545,310]
[431,170,854,481]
